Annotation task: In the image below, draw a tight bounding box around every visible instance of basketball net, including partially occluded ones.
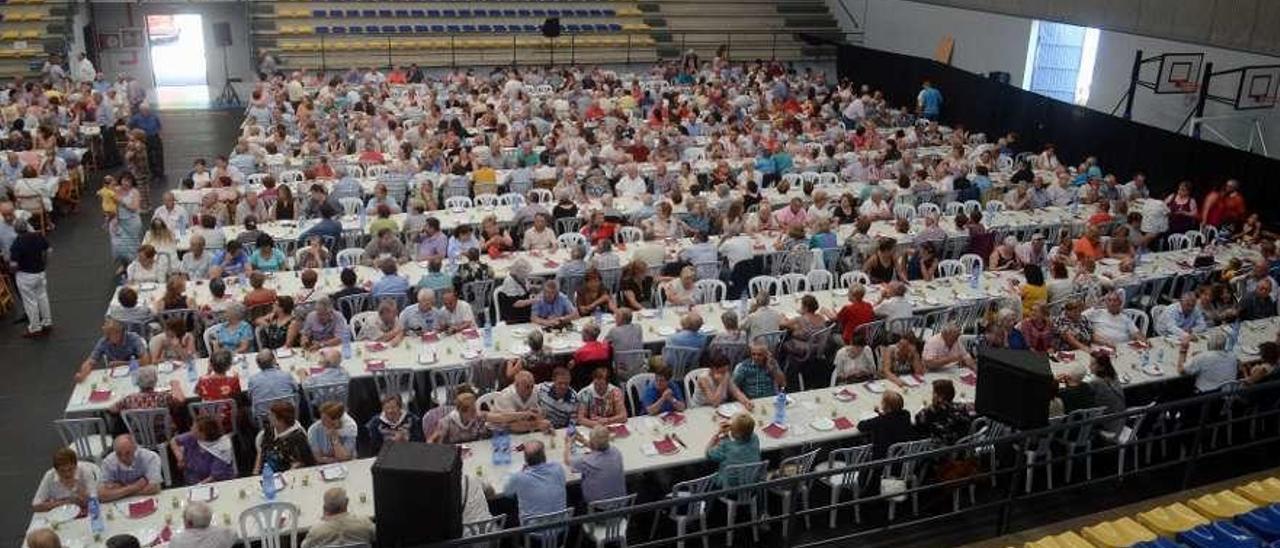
[1173,79,1199,106]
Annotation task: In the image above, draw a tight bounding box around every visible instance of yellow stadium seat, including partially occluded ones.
[1136,502,1211,537]
[1188,490,1260,519]
[1236,478,1280,505]
[1024,531,1094,548]
[20,29,39,39]
[1080,517,1158,547]
[1,30,17,40]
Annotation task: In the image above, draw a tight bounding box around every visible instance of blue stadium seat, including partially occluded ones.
[589,9,604,16]
[410,10,425,18]
[1237,505,1280,541]
[531,9,546,17]
[426,9,441,18]
[414,24,429,32]
[349,26,363,34]
[1177,522,1262,548]
[394,10,409,18]
[522,24,538,32]
[602,8,616,16]
[378,9,392,17]
[313,9,327,18]
[492,24,508,33]
[1133,540,1183,548]
[502,9,517,17]
[517,9,531,17]
[316,26,330,34]
[477,24,492,32]
[446,24,461,33]
[475,9,488,17]
[442,9,457,17]
[345,10,359,18]
[331,26,346,34]
[365,25,380,33]
[608,23,622,32]
[397,25,412,33]
[328,10,343,18]
[461,24,477,33]
[564,24,579,33]
[459,9,473,18]
[361,10,375,18]
[545,9,560,16]
[430,24,445,33]
[488,9,503,17]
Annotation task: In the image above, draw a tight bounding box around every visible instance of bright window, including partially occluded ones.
[1022,20,1100,105]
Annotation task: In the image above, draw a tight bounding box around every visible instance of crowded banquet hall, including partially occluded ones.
[8,3,1280,548]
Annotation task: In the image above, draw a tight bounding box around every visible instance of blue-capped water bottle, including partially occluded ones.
[186,355,198,384]
[969,262,980,290]
[774,390,787,425]
[358,204,367,231]
[593,308,603,326]
[483,325,493,349]
[340,324,353,360]
[128,355,140,385]
[261,461,277,501]
[1228,320,1242,352]
[88,486,105,537]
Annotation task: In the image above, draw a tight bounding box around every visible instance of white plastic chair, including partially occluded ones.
[1122,308,1150,337]
[615,226,644,244]
[893,204,916,220]
[777,273,808,295]
[839,271,870,289]
[52,417,112,465]
[338,197,363,217]
[649,474,716,548]
[959,254,984,274]
[815,444,874,527]
[1166,233,1191,251]
[936,259,967,278]
[580,494,637,548]
[693,279,726,305]
[557,232,588,250]
[498,193,526,207]
[336,247,365,268]
[523,507,573,548]
[718,461,768,546]
[944,202,965,216]
[985,200,1006,212]
[806,269,833,291]
[529,188,554,204]
[747,276,778,299]
[445,196,473,209]
[768,449,821,537]
[624,373,655,417]
[917,202,941,217]
[474,193,500,207]
[238,501,300,548]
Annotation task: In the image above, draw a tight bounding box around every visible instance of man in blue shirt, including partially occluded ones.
[247,350,299,419]
[640,365,686,415]
[209,240,250,279]
[732,343,785,399]
[502,440,567,523]
[667,312,709,349]
[1156,293,1208,338]
[127,103,164,175]
[531,279,578,328]
[298,204,343,248]
[917,80,943,121]
[398,289,439,334]
[370,258,410,299]
[75,318,151,382]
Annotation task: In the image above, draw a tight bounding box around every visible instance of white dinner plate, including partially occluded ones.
[864,380,887,393]
[510,327,529,338]
[810,418,835,431]
[716,402,744,418]
[508,344,530,355]
[551,340,576,351]
[46,503,79,524]
[1142,364,1165,377]
[639,310,659,319]
[139,282,157,292]
[461,350,482,359]
[451,207,466,214]
[656,326,676,336]
[157,362,175,374]
[320,464,348,481]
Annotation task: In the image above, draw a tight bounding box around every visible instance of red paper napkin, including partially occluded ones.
[544,260,559,268]
[421,331,440,343]
[1055,351,1076,361]
[309,367,326,375]
[461,328,480,340]
[662,412,686,426]
[653,437,679,455]
[958,374,977,387]
[156,525,173,545]
[128,498,157,519]
[833,417,856,430]
[88,389,112,403]
[364,359,386,371]
[607,424,630,437]
[366,342,386,352]
[912,374,924,383]
[762,423,788,439]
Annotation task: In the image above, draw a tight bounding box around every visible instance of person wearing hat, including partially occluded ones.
[10,218,52,337]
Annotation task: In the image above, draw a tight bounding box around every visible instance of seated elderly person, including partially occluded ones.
[501,440,568,524]
[732,343,786,399]
[107,287,153,325]
[212,303,255,354]
[355,298,405,345]
[246,349,299,420]
[642,364,687,415]
[569,321,612,386]
[99,434,164,502]
[429,384,491,444]
[305,347,350,388]
[531,279,579,329]
[307,401,358,464]
[487,370,551,433]
[363,227,407,264]
[562,425,626,505]
[1238,277,1278,321]
[366,395,424,454]
[1176,331,1239,393]
[300,297,350,350]
[300,487,376,548]
[523,213,557,251]
[31,448,101,512]
[669,311,709,348]
[169,501,237,548]
[576,365,627,428]
[255,401,315,473]
[921,323,976,370]
[399,289,440,334]
[76,318,152,382]
[662,266,698,306]
[108,365,185,414]
[208,240,250,279]
[535,367,580,429]
[435,287,476,334]
[168,416,236,486]
[369,258,410,299]
[705,412,762,487]
[1084,290,1147,346]
[1156,292,1209,338]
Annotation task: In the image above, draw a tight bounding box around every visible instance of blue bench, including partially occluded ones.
[1237,505,1280,542]
[1177,521,1262,548]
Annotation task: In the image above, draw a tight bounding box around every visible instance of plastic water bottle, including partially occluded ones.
[491,428,506,465]
[774,390,787,424]
[593,308,603,326]
[1228,320,1242,352]
[88,488,105,537]
[358,205,367,231]
[737,294,748,318]
[185,355,198,384]
[567,418,577,441]
[969,263,980,290]
[261,461,277,501]
[340,326,353,360]
[128,355,140,385]
[1140,349,1150,370]
[483,325,493,349]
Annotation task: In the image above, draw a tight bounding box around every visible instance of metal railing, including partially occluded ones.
[426,380,1280,548]
[268,29,861,72]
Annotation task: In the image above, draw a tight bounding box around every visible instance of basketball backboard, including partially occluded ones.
[1155,53,1205,94]
[1235,65,1280,110]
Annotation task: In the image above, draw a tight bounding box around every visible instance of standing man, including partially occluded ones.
[128,103,164,177]
[75,53,96,85]
[917,80,943,121]
[10,219,52,338]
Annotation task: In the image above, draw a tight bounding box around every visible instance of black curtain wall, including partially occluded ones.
[836,44,1280,224]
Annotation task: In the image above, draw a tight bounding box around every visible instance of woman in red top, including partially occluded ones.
[826,284,875,344]
[195,350,243,431]
[1202,179,1247,229]
[580,210,616,246]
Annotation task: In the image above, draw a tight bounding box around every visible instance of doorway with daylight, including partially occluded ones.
[147,13,210,109]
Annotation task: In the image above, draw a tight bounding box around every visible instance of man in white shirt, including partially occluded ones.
[614,163,647,198]
[435,288,475,334]
[859,189,893,221]
[873,282,913,321]
[718,229,754,270]
[522,213,557,251]
[153,191,188,232]
[170,502,237,548]
[487,370,550,432]
[679,231,718,265]
[921,324,975,370]
[1177,331,1238,393]
[1156,293,1208,338]
[99,435,164,502]
[75,53,96,84]
[1084,291,1146,346]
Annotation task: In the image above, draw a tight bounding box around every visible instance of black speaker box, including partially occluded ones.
[541,17,561,38]
[373,443,462,546]
[213,22,233,47]
[975,348,1054,430]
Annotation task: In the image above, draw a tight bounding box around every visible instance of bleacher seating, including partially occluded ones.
[0,0,68,79]
[1024,476,1280,548]
[254,0,658,69]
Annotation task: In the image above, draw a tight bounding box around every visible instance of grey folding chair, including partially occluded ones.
[717,461,768,546]
[613,349,652,382]
[767,449,821,537]
[580,494,637,548]
[661,345,703,378]
[302,382,350,414]
[463,514,507,545]
[188,398,239,435]
[52,417,112,465]
[372,368,417,408]
[815,444,874,527]
[751,330,786,358]
[707,341,749,368]
[523,507,574,548]
[121,408,175,486]
[238,501,300,548]
[430,363,474,406]
[462,279,496,327]
[649,473,716,548]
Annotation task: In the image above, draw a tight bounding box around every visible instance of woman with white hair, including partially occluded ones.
[496,258,537,323]
[213,303,255,353]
